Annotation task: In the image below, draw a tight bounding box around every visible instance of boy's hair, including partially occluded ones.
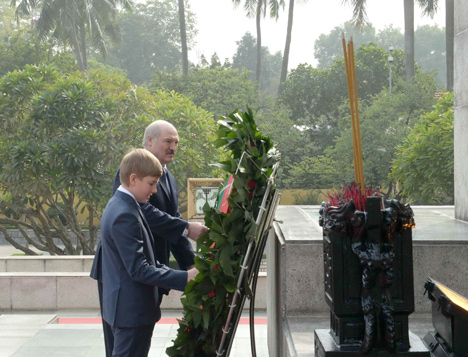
[119,148,162,186]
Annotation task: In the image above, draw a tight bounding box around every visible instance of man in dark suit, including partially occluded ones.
[98,149,198,356]
[139,119,201,270]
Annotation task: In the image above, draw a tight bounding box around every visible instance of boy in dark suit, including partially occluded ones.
[98,148,198,357]
[92,120,208,356]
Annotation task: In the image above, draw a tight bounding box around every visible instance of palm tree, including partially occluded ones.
[178,0,189,76]
[344,0,454,89]
[417,0,454,91]
[278,0,308,95]
[232,0,284,84]
[404,0,415,81]
[343,0,416,82]
[12,0,133,72]
[445,0,454,91]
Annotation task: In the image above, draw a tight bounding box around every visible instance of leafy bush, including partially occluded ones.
[0,64,221,255]
[390,92,454,204]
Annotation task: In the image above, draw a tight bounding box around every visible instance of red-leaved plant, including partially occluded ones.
[327,183,380,212]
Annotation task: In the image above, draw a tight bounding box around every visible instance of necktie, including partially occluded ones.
[162,168,172,196]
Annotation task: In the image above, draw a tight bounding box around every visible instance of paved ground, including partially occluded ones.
[0,309,435,357]
[0,310,268,357]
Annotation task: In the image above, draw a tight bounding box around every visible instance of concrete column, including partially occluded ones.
[454,0,468,221]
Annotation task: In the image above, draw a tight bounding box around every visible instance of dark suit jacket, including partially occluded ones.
[99,190,187,328]
[112,167,195,270]
[149,167,195,270]
[90,168,191,281]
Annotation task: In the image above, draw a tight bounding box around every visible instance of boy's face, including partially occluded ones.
[130,175,160,203]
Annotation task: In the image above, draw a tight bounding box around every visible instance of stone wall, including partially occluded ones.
[0,229,99,247]
[0,256,267,310]
[454,0,468,221]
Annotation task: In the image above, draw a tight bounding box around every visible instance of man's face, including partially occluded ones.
[147,126,179,166]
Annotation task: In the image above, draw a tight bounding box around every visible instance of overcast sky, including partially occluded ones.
[188,0,446,68]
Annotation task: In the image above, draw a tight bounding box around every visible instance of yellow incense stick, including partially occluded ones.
[342,34,364,192]
[349,39,365,192]
[342,34,360,184]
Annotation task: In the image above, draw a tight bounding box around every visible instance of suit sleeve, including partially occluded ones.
[140,203,187,242]
[110,212,188,291]
[90,242,102,281]
[170,237,195,270]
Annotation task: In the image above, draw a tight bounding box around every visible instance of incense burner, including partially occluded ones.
[316,196,427,356]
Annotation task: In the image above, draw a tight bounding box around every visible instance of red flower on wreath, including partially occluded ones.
[208,290,215,298]
[248,180,256,189]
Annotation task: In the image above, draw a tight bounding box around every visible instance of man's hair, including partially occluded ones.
[119,148,162,186]
[142,120,175,147]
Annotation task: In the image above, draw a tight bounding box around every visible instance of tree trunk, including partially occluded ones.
[445,0,454,91]
[79,27,88,71]
[256,0,263,84]
[71,25,85,72]
[404,0,415,82]
[0,226,39,255]
[278,0,294,95]
[178,0,189,76]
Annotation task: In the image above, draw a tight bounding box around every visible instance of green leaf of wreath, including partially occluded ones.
[219,244,234,277]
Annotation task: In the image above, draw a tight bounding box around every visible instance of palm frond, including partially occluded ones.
[11,0,40,21]
[243,0,258,18]
[113,0,134,13]
[416,0,439,18]
[342,0,369,30]
[231,0,242,8]
[269,0,285,20]
[35,0,59,39]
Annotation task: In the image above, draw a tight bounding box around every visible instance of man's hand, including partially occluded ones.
[187,267,199,282]
[187,222,209,241]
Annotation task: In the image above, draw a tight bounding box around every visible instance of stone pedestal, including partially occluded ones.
[315,330,430,357]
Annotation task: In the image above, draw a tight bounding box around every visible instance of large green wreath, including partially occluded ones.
[166,109,280,356]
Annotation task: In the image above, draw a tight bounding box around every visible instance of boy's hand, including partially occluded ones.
[187,222,209,241]
[187,267,199,282]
